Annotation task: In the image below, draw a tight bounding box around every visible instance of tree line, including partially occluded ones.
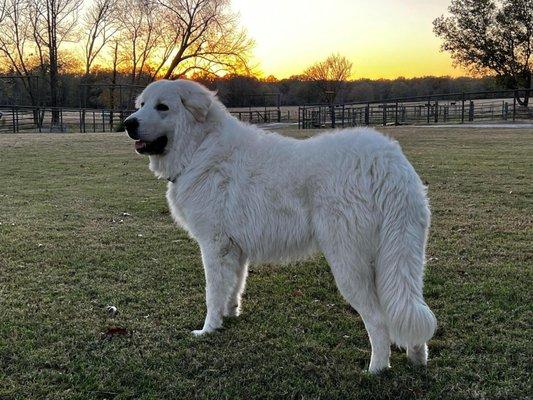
[0,0,530,110]
[0,70,503,109]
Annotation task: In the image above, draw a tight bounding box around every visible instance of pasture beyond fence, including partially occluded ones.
[298,89,532,129]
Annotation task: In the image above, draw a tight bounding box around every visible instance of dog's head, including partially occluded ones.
[124,79,213,155]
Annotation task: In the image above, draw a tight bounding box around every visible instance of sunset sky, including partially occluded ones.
[231,0,465,79]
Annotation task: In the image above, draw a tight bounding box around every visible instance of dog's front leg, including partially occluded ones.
[192,239,242,336]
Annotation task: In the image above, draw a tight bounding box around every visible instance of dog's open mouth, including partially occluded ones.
[134,135,168,155]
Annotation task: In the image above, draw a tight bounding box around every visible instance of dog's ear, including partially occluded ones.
[181,89,212,123]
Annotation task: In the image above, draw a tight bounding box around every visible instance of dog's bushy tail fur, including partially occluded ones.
[375,182,437,348]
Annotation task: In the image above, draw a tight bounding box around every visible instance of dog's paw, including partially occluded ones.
[366,361,391,375]
[224,305,241,318]
[364,364,391,375]
[191,327,219,336]
[407,343,428,366]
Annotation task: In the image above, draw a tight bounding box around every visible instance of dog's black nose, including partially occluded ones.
[124,117,139,139]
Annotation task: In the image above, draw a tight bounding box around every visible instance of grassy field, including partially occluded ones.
[0,126,531,399]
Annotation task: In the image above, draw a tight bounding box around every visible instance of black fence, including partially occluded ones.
[229,109,283,124]
[0,106,289,133]
[2,89,531,133]
[298,89,533,129]
[0,106,134,133]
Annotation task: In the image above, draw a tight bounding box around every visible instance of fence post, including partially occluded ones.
[330,105,336,128]
[469,100,474,121]
[461,93,465,123]
[434,100,439,123]
[395,102,399,125]
[513,91,517,121]
[341,104,345,128]
[427,97,431,124]
[11,106,16,133]
[38,107,42,133]
[365,104,370,125]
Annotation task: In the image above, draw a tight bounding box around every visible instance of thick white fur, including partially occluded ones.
[127,79,437,373]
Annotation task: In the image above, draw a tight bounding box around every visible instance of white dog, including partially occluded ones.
[124,79,437,373]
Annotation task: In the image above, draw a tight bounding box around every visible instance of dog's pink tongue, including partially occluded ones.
[135,140,146,150]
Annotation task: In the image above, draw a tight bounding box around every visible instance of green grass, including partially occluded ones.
[0,127,531,399]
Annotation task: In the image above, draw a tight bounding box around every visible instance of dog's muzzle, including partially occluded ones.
[133,135,168,155]
[124,117,139,140]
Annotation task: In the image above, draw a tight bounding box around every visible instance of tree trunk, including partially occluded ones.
[47,2,61,127]
[109,42,119,129]
[50,57,60,125]
[515,71,531,107]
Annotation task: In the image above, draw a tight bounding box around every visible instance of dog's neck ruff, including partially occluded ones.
[149,123,215,184]
[148,101,226,184]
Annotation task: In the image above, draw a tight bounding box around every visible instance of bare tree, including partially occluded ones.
[82,0,118,77]
[115,0,163,84]
[434,0,532,105]
[0,0,41,106]
[0,0,7,24]
[31,0,82,119]
[156,0,254,79]
[108,39,121,109]
[303,54,353,102]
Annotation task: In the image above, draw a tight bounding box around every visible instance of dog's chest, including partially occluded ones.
[165,183,190,232]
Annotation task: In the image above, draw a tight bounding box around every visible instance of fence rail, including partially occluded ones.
[298,89,532,129]
[0,106,289,133]
[229,109,284,124]
[0,106,136,133]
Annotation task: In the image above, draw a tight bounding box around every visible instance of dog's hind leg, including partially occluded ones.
[192,238,243,336]
[407,343,428,365]
[225,256,248,317]
[325,249,391,373]
[316,212,391,373]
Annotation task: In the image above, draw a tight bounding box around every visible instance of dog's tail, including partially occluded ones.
[375,179,436,348]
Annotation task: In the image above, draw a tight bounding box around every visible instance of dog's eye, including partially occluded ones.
[155,104,169,111]
[140,102,145,107]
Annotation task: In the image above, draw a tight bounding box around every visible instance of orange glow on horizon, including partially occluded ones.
[231,0,466,79]
[63,0,467,80]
